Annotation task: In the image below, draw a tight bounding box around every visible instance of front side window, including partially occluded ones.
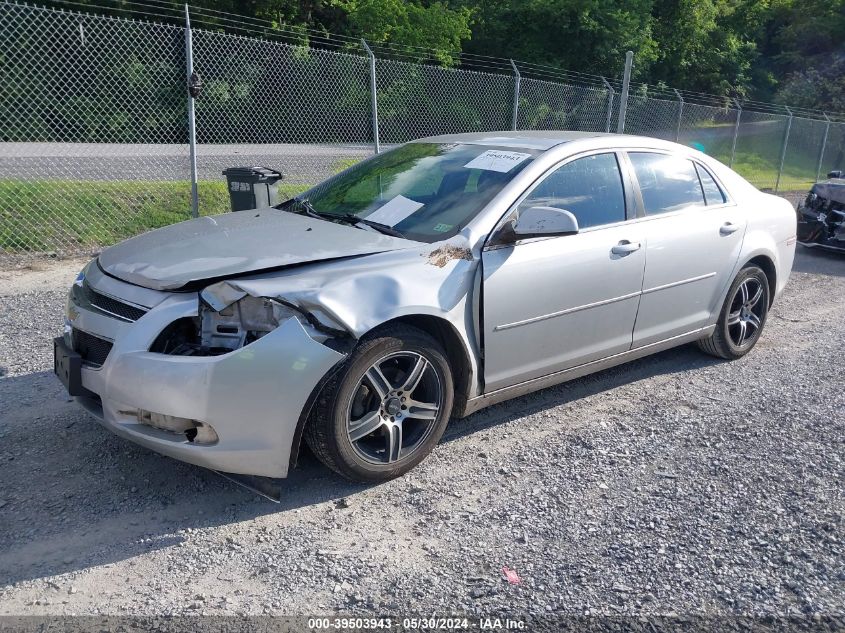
[280,143,537,243]
[629,152,706,215]
[518,153,627,229]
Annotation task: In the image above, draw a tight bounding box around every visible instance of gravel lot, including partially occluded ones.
[0,247,843,621]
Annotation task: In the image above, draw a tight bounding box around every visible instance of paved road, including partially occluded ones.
[0,247,843,621]
[0,142,376,184]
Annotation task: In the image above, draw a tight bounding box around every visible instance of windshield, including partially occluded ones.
[279,143,537,242]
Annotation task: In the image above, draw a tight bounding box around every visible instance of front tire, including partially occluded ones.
[698,265,770,360]
[304,324,454,482]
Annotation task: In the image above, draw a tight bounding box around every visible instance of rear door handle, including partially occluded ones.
[720,222,741,235]
[611,240,641,256]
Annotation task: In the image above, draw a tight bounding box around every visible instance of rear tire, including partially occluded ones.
[697,265,770,360]
[304,324,453,482]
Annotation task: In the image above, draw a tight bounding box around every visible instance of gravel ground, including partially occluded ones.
[0,248,843,622]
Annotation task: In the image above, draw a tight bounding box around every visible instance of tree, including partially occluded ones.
[648,0,761,97]
[456,0,657,78]
[338,0,473,65]
[754,0,845,104]
[776,57,845,113]
[40,0,845,112]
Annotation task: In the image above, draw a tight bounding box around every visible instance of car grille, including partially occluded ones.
[75,280,147,322]
[72,329,114,368]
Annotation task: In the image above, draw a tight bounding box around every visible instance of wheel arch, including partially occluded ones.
[288,313,475,472]
[743,253,777,308]
[376,314,474,418]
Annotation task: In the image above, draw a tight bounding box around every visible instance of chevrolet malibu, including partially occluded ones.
[55,132,797,483]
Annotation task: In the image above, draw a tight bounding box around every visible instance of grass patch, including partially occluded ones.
[731,151,818,191]
[680,124,819,190]
[331,156,365,173]
[1,179,308,253]
[0,137,818,255]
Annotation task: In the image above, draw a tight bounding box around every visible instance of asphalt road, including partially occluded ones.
[0,143,375,184]
[0,247,843,622]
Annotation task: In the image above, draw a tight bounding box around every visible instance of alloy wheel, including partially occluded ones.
[727,277,765,349]
[346,351,443,465]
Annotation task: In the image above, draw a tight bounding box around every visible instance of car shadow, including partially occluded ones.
[792,245,845,278]
[0,342,718,586]
[444,342,721,443]
[0,370,373,586]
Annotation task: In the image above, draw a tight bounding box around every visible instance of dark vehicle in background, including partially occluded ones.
[797,171,845,253]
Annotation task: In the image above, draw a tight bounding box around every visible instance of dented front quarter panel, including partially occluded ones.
[201,232,484,400]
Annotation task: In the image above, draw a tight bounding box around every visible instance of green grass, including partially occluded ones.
[728,136,818,192]
[0,138,817,255]
[680,123,819,191]
[0,179,308,253]
[731,153,818,192]
[331,156,364,173]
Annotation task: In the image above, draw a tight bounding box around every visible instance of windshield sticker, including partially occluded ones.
[364,195,424,227]
[432,223,453,232]
[463,150,532,173]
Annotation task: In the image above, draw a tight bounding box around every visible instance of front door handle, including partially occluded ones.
[611,240,641,256]
[720,222,741,235]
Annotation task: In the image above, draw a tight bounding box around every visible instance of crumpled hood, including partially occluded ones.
[811,178,845,205]
[97,209,417,291]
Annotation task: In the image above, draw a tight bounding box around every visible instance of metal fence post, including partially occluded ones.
[510,59,521,131]
[816,112,831,182]
[672,89,684,142]
[616,51,633,134]
[360,39,380,154]
[184,5,199,217]
[729,99,742,168]
[775,106,793,193]
[601,77,615,133]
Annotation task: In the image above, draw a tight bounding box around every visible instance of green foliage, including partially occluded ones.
[765,0,845,111]
[41,0,845,109]
[0,180,306,252]
[460,0,657,79]
[648,0,758,96]
[457,0,843,108]
[341,0,473,65]
[776,59,845,113]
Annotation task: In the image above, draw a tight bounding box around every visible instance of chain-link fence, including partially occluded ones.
[190,28,375,213]
[2,0,844,259]
[0,2,191,258]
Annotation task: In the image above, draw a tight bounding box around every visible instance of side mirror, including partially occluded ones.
[510,206,579,240]
[828,170,843,179]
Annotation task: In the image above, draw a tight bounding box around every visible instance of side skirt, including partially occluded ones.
[462,325,715,416]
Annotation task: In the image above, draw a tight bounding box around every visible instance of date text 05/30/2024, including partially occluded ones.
[307,617,526,630]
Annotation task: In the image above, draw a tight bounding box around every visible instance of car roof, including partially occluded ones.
[411,130,687,153]
[412,130,609,150]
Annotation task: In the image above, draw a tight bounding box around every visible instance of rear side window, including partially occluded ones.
[629,152,706,215]
[695,163,727,205]
[519,153,626,229]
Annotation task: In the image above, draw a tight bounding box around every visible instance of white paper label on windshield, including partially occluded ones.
[463,150,531,173]
[364,195,424,227]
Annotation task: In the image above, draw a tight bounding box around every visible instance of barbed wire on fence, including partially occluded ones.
[1,0,844,258]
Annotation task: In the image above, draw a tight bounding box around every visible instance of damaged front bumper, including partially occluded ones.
[797,182,845,253]
[66,279,346,479]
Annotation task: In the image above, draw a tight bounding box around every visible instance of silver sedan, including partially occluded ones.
[54,132,797,484]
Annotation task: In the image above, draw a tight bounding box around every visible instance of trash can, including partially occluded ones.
[222,166,284,212]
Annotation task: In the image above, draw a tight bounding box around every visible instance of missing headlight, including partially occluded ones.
[151,297,349,357]
[200,295,307,352]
